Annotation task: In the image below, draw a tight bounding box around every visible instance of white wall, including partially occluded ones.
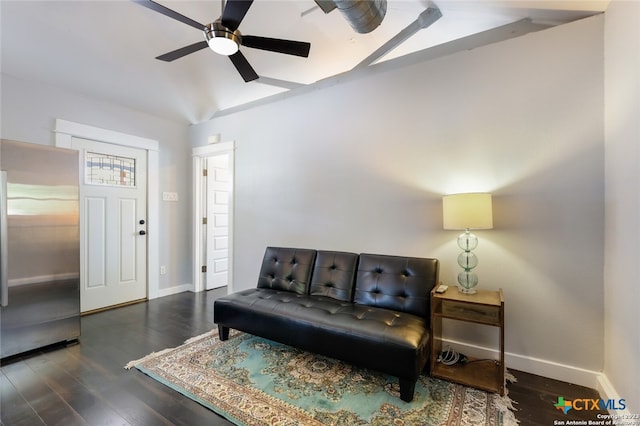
[604,0,640,413]
[191,16,605,383]
[1,74,192,293]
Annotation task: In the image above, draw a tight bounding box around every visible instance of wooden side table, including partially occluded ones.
[430,287,505,395]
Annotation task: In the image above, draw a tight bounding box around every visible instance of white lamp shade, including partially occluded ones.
[443,193,493,230]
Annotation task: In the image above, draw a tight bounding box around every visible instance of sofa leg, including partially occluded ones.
[218,325,229,341]
[399,378,416,402]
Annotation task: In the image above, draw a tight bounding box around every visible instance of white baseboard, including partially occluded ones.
[506,352,602,390]
[441,338,602,389]
[596,374,633,416]
[9,273,80,286]
[156,283,194,298]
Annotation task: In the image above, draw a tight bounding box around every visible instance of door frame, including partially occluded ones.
[54,119,160,300]
[192,141,235,294]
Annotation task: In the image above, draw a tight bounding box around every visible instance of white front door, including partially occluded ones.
[206,154,230,290]
[72,138,147,312]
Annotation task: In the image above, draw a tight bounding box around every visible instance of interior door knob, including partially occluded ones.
[139,230,146,235]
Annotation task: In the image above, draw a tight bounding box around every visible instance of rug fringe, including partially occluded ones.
[496,370,520,425]
[184,329,218,345]
[124,347,175,369]
[124,329,218,369]
[496,394,519,426]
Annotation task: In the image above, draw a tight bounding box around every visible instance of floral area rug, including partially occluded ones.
[125,330,518,426]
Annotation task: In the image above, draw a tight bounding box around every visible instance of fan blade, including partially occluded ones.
[314,0,337,13]
[156,41,208,62]
[242,36,310,58]
[221,0,253,31]
[133,0,205,30]
[229,51,259,82]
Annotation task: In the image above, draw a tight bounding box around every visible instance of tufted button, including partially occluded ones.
[291,257,297,265]
[330,264,337,270]
[375,267,383,274]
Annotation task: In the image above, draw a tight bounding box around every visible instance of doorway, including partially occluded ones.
[71,138,148,312]
[193,141,235,293]
[54,119,160,310]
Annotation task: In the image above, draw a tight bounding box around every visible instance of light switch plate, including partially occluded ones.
[163,192,178,202]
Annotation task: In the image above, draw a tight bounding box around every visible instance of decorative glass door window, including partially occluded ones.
[85,151,136,187]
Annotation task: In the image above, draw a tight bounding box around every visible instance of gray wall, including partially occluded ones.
[604,0,640,413]
[191,16,605,376]
[0,74,192,292]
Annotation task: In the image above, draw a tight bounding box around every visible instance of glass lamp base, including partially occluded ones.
[457,270,478,295]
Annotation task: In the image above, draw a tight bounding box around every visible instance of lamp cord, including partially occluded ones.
[437,346,496,366]
[438,346,463,365]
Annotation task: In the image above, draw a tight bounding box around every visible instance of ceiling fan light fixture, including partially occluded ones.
[208,37,238,56]
[205,21,241,56]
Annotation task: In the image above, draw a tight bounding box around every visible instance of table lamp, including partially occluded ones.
[442,193,493,294]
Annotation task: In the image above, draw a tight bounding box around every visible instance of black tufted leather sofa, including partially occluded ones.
[214,247,440,402]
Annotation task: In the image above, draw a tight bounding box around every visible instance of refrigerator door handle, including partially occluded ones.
[1,171,8,306]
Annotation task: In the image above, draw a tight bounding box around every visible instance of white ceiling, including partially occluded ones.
[1,0,608,124]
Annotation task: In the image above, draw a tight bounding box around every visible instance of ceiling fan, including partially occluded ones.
[134,0,311,82]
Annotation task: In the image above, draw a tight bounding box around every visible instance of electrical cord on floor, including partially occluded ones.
[437,346,496,365]
[437,346,467,365]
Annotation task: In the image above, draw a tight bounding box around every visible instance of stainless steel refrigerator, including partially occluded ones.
[1,139,80,359]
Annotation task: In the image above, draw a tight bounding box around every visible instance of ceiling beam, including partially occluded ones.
[352,7,443,71]
[256,76,307,90]
[209,18,551,121]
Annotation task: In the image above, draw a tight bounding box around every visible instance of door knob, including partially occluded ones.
[139,230,146,235]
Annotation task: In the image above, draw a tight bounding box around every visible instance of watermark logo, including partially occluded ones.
[554,397,573,414]
[553,396,626,414]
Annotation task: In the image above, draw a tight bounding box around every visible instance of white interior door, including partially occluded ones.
[72,138,147,312]
[206,154,230,290]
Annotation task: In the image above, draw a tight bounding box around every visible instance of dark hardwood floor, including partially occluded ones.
[1,290,606,425]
